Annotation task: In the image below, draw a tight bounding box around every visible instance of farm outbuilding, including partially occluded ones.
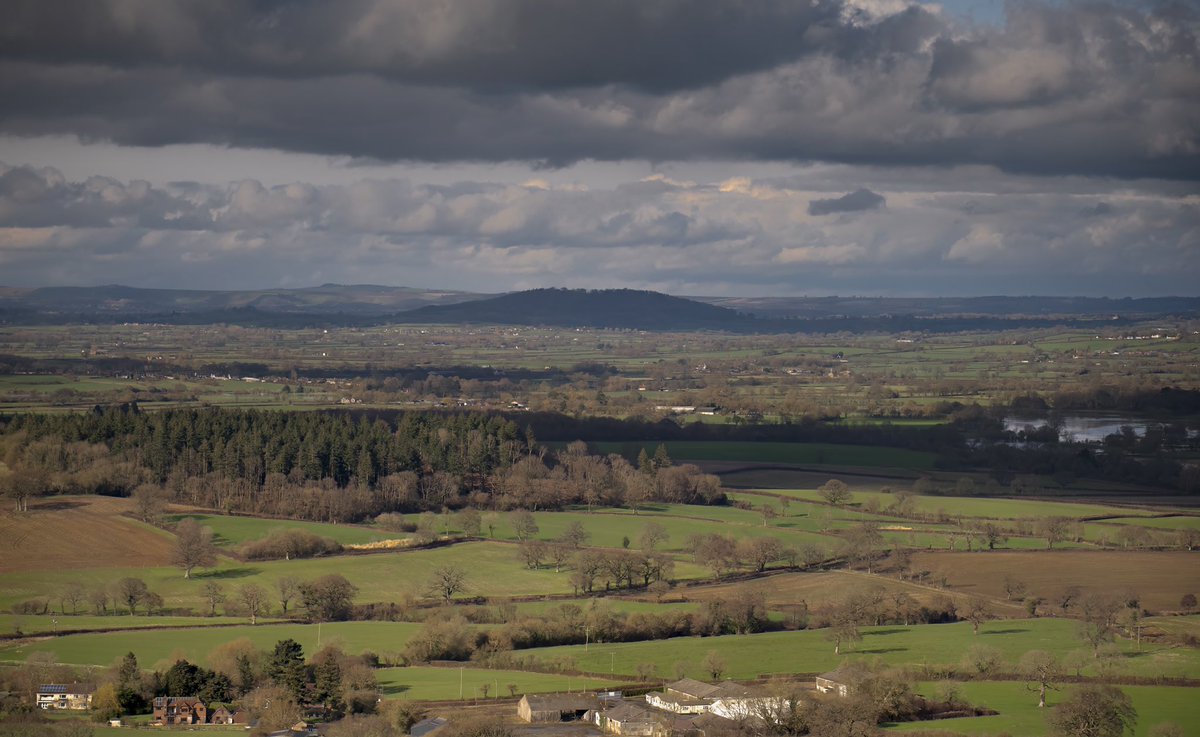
[517,693,600,722]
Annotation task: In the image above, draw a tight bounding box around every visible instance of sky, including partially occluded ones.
[0,0,1197,297]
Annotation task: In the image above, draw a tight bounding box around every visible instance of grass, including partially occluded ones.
[0,613,281,637]
[582,441,938,470]
[170,513,395,547]
[376,665,625,701]
[524,619,1200,680]
[886,681,1200,736]
[0,541,621,614]
[762,489,1158,521]
[0,621,423,668]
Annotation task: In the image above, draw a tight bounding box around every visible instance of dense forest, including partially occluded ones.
[0,407,725,521]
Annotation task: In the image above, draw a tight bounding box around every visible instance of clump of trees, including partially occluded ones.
[239,529,343,560]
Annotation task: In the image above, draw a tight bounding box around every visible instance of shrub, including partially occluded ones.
[239,529,342,560]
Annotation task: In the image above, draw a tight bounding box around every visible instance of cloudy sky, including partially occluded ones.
[0,0,1197,297]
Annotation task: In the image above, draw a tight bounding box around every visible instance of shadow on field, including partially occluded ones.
[867,628,909,636]
[380,684,410,695]
[195,567,259,580]
[858,646,907,655]
[982,628,1028,635]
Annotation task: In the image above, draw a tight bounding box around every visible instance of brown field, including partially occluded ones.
[654,569,1024,616]
[0,496,176,573]
[911,550,1200,612]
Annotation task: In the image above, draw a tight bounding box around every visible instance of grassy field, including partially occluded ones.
[524,618,1200,680]
[760,489,1160,521]
[583,441,938,470]
[376,665,625,701]
[170,512,396,547]
[0,613,281,637]
[0,621,423,667]
[886,682,1200,736]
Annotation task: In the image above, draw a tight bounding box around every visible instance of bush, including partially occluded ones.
[375,513,417,533]
[239,529,342,560]
[11,599,49,615]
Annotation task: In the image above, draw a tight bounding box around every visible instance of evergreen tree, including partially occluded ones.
[268,639,307,702]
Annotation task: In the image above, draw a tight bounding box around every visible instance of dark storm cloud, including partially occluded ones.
[808,188,885,215]
[0,1,1198,179]
[0,0,863,92]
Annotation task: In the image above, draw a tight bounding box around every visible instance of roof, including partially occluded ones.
[153,696,204,707]
[816,667,856,684]
[602,702,658,724]
[665,678,721,699]
[710,681,764,699]
[410,717,448,737]
[522,693,599,711]
[38,684,94,695]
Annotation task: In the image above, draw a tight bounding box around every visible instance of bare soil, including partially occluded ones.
[910,550,1200,612]
[0,495,175,573]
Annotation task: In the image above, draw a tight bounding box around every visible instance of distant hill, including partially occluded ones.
[0,284,485,316]
[696,295,1200,319]
[2,284,1196,332]
[402,288,756,330]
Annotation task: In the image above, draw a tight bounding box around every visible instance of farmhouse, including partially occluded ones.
[815,667,856,697]
[152,696,207,725]
[208,704,249,725]
[592,701,662,736]
[645,678,777,719]
[36,684,94,710]
[517,693,600,722]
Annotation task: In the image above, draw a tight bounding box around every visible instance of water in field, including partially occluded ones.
[1004,414,1153,442]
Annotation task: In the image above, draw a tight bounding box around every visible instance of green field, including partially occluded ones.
[525,619,1200,680]
[886,682,1200,736]
[479,504,835,552]
[0,541,631,614]
[376,665,625,701]
[171,513,396,547]
[764,489,1159,521]
[0,613,281,637]
[0,621,422,667]
[582,441,938,470]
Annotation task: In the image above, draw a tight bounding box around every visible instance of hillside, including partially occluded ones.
[0,283,484,316]
[401,288,758,330]
[697,294,1200,319]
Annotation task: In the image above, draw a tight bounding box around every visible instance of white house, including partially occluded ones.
[37,684,94,710]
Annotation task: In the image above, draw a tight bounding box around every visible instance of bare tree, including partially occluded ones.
[550,520,584,549]
[1078,594,1123,657]
[638,521,669,551]
[117,577,149,615]
[1038,516,1072,549]
[202,581,226,616]
[1048,684,1136,737]
[277,576,300,615]
[510,510,539,542]
[427,565,468,603]
[131,483,169,524]
[172,518,217,578]
[238,583,270,625]
[702,650,726,680]
[1020,650,1061,708]
[59,582,86,615]
[518,539,548,569]
[964,597,994,635]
